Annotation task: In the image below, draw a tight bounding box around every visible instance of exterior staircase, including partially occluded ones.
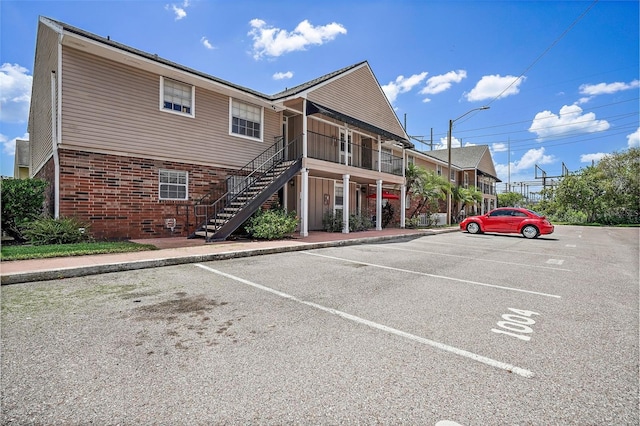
[191,137,302,242]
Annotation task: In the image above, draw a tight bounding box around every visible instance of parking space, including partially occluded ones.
[1,226,638,424]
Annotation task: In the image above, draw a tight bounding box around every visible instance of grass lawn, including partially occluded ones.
[1,241,158,261]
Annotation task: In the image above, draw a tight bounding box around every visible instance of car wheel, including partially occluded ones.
[522,225,539,239]
[466,222,481,234]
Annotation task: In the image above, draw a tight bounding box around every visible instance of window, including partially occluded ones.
[436,165,442,176]
[381,147,392,173]
[159,170,188,200]
[230,99,262,140]
[408,155,415,166]
[464,172,469,188]
[334,183,344,210]
[161,77,194,116]
[450,169,456,182]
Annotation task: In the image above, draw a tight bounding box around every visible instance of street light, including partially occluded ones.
[446,106,490,225]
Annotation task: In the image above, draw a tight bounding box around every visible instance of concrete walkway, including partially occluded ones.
[1,228,457,285]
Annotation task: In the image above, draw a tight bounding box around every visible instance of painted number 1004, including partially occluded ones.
[491,308,540,341]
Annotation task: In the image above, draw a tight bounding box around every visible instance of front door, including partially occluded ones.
[339,129,352,166]
[362,138,373,170]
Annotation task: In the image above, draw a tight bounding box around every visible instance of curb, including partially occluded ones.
[1,229,455,285]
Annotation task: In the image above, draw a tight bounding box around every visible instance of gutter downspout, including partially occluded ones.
[51,69,60,218]
[400,148,406,228]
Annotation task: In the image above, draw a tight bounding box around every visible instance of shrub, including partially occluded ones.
[323,210,373,232]
[245,208,298,240]
[322,210,343,232]
[22,217,93,245]
[349,214,373,232]
[406,216,421,228]
[1,178,48,242]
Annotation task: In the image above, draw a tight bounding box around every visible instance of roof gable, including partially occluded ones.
[301,63,409,143]
[422,145,499,180]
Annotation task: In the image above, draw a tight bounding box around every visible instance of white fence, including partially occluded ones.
[418,213,447,227]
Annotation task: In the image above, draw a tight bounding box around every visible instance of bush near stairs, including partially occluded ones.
[245,208,299,240]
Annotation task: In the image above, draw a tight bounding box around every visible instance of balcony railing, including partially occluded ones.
[306,131,403,176]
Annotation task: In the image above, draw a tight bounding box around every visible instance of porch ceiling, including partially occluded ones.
[302,158,405,186]
[306,101,413,149]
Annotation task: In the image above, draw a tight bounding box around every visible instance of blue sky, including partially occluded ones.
[1,0,638,193]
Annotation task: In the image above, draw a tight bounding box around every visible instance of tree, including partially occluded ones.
[458,185,482,213]
[553,148,639,224]
[497,192,524,207]
[405,163,450,219]
[1,178,48,242]
[597,147,640,223]
[555,166,606,223]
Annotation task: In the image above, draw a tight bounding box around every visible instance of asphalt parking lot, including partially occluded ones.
[2,225,638,425]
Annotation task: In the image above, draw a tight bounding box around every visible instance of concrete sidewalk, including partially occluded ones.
[1,228,457,285]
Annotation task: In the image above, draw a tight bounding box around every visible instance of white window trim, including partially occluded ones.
[334,182,344,214]
[229,98,264,142]
[159,77,195,118]
[436,165,442,176]
[159,169,189,200]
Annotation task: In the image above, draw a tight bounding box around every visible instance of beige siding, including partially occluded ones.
[308,178,333,230]
[306,178,360,230]
[477,149,498,177]
[414,156,438,173]
[307,66,406,140]
[60,47,280,169]
[29,22,59,174]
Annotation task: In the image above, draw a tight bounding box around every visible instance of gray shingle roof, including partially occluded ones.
[421,145,500,181]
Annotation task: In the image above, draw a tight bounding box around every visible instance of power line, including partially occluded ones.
[484,0,600,108]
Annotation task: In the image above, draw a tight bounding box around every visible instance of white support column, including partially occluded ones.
[400,185,406,228]
[342,174,350,234]
[401,148,406,228]
[344,125,349,166]
[376,179,382,230]
[302,100,308,158]
[300,168,309,237]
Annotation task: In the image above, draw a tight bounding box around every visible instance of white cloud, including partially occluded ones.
[580,152,609,163]
[419,70,466,101]
[495,147,554,176]
[465,74,525,102]
[627,127,640,148]
[273,71,293,80]
[528,104,610,140]
[248,19,346,60]
[381,72,428,104]
[492,142,508,152]
[434,135,462,149]
[200,37,214,50]
[166,1,190,20]
[579,79,639,96]
[1,132,28,156]
[0,63,32,124]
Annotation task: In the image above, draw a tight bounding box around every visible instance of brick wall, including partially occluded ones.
[34,158,55,217]
[56,150,232,240]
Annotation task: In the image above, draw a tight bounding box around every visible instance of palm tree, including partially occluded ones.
[406,164,450,219]
[456,185,482,219]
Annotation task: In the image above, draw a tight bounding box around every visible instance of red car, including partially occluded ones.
[459,207,554,239]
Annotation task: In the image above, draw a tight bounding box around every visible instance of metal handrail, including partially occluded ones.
[194,136,303,238]
[306,131,404,176]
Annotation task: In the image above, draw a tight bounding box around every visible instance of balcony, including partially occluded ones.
[306,131,403,176]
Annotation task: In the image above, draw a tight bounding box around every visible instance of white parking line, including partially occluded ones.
[410,240,577,259]
[304,252,562,299]
[194,263,535,378]
[379,246,572,271]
